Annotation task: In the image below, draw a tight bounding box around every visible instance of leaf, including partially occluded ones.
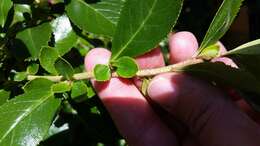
[197,44,220,60]
[14,72,27,81]
[26,63,39,75]
[54,57,74,80]
[66,0,122,36]
[0,79,60,146]
[23,78,54,93]
[224,39,260,56]
[51,82,72,93]
[112,56,138,78]
[39,46,59,74]
[179,62,260,94]
[93,64,111,81]
[111,0,183,60]
[16,23,52,59]
[0,0,13,28]
[12,4,31,25]
[71,81,88,99]
[199,0,244,52]
[91,0,125,24]
[51,15,78,56]
[0,89,10,106]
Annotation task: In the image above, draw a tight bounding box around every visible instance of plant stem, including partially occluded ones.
[27,58,203,82]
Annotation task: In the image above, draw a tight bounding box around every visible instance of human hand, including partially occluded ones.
[85,31,260,146]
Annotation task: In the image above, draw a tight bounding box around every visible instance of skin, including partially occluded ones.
[85,31,260,146]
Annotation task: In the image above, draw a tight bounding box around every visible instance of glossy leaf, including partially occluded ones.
[197,44,220,60]
[112,56,138,78]
[0,79,60,146]
[0,0,13,28]
[180,62,260,94]
[26,63,39,75]
[23,78,54,93]
[54,57,74,80]
[51,82,72,93]
[91,0,125,24]
[225,39,260,56]
[199,0,244,52]
[0,89,10,106]
[39,46,59,74]
[66,0,121,36]
[111,0,183,60]
[71,81,88,99]
[94,64,111,81]
[51,15,78,56]
[16,23,52,59]
[12,4,31,25]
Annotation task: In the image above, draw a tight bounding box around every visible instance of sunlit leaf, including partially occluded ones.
[111,0,183,60]
[16,23,52,59]
[199,0,244,52]
[94,64,111,81]
[112,56,138,78]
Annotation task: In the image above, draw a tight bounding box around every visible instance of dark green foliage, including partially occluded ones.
[0,0,260,145]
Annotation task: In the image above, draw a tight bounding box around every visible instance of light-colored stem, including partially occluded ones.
[27,58,203,82]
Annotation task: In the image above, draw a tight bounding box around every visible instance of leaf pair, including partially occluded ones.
[93,57,138,81]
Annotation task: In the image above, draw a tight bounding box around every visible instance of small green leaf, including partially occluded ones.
[0,0,13,28]
[179,62,260,94]
[51,15,78,56]
[199,0,244,52]
[112,56,138,78]
[26,63,39,75]
[54,57,74,80]
[66,0,123,36]
[14,72,27,81]
[111,0,183,60]
[16,23,52,59]
[94,64,111,81]
[197,44,220,60]
[39,46,59,74]
[23,78,54,93]
[71,81,88,99]
[0,89,10,106]
[225,39,260,56]
[52,82,72,93]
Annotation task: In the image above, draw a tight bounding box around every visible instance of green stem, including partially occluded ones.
[27,58,203,82]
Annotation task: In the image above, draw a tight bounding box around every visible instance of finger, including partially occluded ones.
[169,31,198,64]
[85,48,178,146]
[147,73,260,146]
[182,135,201,146]
[133,47,165,89]
[135,47,165,69]
[211,42,238,68]
[236,99,260,124]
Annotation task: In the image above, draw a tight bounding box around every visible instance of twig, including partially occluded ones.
[27,58,203,82]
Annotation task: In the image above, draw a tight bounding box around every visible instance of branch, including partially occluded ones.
[27,58,203,82]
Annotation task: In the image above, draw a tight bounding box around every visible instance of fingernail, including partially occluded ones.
[147,74,178,108]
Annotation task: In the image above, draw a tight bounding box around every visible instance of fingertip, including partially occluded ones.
[135,47,165,69]
[169,31,198,64]
[147,73,179,110]
[84,48,111,71]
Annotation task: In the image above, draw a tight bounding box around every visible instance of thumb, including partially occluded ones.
[147,73,260,146]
